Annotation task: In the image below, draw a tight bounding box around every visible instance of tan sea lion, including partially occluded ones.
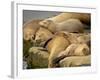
[39,12,90,27]
[59,55,91,67]
[23,20,41,41]
[39,19,84,33]
[45,34,70,68]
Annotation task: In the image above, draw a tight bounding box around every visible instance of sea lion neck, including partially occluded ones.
[43,38,52,48]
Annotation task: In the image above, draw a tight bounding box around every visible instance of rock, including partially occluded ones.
[23,39,33,59]
[59,55,91,67]
[27,47,49,69]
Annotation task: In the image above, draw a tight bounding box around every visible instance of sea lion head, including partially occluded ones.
[39,20,56,33]
[35,27,53,44]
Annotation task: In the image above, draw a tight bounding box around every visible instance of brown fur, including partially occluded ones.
[45,31,90,67]
[59,55,91,67]
[54,31,79,44]
[40,19,84,33]
[23,20,41,41]
[57,43,90,59]
[34,27,54,46]
[46,34,70,68]
[34,29,90,68]
[57,32,91,45]
[77,33,90,44]
[39,12,90,27]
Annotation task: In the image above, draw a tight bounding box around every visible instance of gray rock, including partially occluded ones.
[27,47,49,69]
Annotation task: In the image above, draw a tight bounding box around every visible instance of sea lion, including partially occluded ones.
[45,32,72,68]
[39,12,90,27]
[34,27,54,47]
[59,55,91,67]
[39,19,84,33]
[23,20,41,41]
